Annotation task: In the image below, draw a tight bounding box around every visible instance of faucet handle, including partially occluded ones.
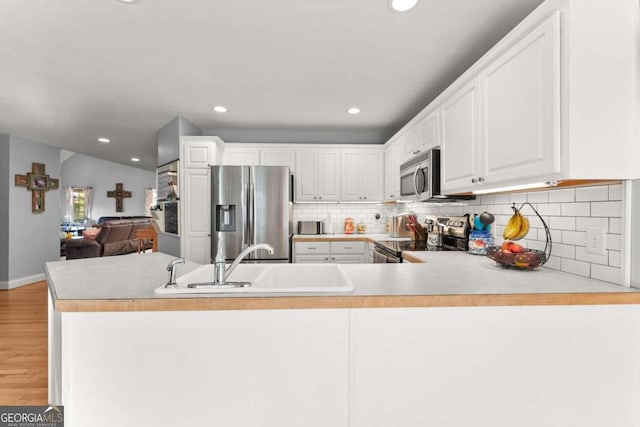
[165,258,185,288]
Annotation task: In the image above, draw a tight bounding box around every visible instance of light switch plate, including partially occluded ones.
[586,227,606,255]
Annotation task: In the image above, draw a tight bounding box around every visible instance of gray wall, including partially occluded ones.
[61,153,155,221]
[0,135,10,282]
[8,135,61,283]
[157,116,202,166]
[203,128,383,144]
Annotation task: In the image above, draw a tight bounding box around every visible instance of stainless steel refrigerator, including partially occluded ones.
[211,165,292,263]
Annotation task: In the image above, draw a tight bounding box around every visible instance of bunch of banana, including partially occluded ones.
[503,208,530,241]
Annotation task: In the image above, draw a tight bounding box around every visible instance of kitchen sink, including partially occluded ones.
[154,263,354,294]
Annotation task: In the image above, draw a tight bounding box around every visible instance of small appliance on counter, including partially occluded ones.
[297,221,324,235]
[374,214,471,262]
[389,213,413,238]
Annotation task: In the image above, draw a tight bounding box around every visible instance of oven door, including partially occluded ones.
[400,163,429,200]
[373,246,402,263]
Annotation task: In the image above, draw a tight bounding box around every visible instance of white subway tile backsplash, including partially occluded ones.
[591,201,622,218]
[590,264,622,285]
[493,194,510,204]
[609,184,623,201]
[561,230,586,246]
[609,251,622,268]
[551,243,576,259]
[561,202,590,217]
[575,186,609,202]
[575,217,609,232]
[575,246,608,265]
[549,216,576,231]
[534,203,561,216]
[606,233,622,251]
[609,218,622,234]
[549,188,575,203]
[561,258,590,277]
[480,195,495,205]
[544,256,561,271]
[510,193,528,204]
[527,191,549,203]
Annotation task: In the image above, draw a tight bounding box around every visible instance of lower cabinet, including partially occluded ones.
[293,241,366,263]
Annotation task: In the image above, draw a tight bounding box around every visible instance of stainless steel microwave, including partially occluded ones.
[400,149,475,202]
[399,149,440,201]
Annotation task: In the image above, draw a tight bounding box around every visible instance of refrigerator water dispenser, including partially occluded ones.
[215,205,236,232]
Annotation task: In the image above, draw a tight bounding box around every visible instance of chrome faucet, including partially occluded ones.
[165,258,185,288]
[215,243,274,285]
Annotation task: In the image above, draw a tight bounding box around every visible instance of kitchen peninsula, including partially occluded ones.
[48,253,640,427]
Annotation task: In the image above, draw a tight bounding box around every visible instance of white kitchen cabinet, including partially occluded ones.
[181,169,211,264]
[441,12,560,194]
[260,148,295,172]
[293,240,366,264]
[417,111,439,152]
[384,140,402,200]
[340,149,384,202]
[440,78,481,192]
[295,150,340,202]
[401,126,420,160]
[223,147,260,165]
[179,137,222,263]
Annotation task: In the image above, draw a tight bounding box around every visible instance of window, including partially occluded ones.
[72,187,86,222]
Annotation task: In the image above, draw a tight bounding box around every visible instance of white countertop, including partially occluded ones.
[46,251,639,309]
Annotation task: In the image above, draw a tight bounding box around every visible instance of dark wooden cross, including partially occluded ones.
[107,183,132,213]
[14,162,59,213]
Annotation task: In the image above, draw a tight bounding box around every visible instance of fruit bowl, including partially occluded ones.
[486,246,546,269]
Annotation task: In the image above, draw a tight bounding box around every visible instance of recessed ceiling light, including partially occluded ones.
[131,157,140,162]
[347,107,361,115]
[118,0,141,4]
[98,137,110,143]
[389,0,418,12]
[213,106,228,113]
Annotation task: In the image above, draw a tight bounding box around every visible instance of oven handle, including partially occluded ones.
[413,165,420,198]
[373,246,401,263]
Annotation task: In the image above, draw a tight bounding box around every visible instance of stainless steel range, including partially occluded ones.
[374,214,470,263]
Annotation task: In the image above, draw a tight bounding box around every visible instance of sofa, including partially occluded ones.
[64,218,154,260]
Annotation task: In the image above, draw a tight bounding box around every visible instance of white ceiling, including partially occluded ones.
[0,0,544,170]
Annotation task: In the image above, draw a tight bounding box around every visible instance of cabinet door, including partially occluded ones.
[402,126,420,160]
[317,151,340,201]
[340,151,363,201]
[384,142,402,200]
[224,148,260,166]
[360,150,384,201]
[330,255,365,264]
[261,149,295,172]
[440,78,481,193]
[183,141,215,169]
[417,112,439,152]
[181,169,210,264]
[295,151,317,201]
[480,12,561,185]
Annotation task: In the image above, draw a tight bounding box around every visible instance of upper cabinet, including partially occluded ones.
[341,149,384,202]
[402,112,440,162]
[442,12,560,194]
[260,149,295,172]
[384,140,402,200]
[295,149,341,202]
[387,0,640,195]
[223,147,260,166]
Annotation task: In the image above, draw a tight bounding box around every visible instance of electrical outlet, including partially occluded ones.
[586,227,606,255]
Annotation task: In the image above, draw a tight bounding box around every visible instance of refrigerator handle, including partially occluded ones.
[248,169,256,247]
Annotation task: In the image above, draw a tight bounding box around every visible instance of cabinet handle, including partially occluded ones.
[319,196,322,200]
[471,178,478,184]
[313,196,317,200]
[478,176,485,183]
[308,246,316,250]
[344,246,352,249]
[331,257,335,261]
[359,196,362,200]
[364,196,367,200]
[325,257,329,261]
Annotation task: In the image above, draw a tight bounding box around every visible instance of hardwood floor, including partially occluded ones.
[0,281,48,405]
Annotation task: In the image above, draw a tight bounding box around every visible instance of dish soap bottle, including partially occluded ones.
[324,212,332,235]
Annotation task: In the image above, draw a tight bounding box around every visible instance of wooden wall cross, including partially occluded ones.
[107,183,132,213]
[14,162,59,213]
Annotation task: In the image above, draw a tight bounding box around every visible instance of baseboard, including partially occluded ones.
[0,273,46,290]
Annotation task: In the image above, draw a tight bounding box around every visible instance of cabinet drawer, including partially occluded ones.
[294,241,330,255]
[294,254,330,264]
[330,241,365,254]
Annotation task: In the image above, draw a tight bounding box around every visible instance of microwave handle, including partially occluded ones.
[413,165,421,198]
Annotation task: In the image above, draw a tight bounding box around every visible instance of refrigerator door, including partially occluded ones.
[248,166,291,261]
[211,165,249,262]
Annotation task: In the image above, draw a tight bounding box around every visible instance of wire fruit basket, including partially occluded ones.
[486,202,552,269]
